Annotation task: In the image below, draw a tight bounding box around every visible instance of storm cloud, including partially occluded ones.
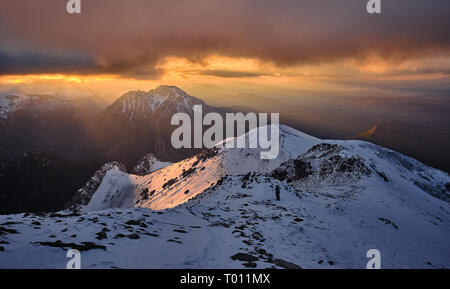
[0,0,449,78]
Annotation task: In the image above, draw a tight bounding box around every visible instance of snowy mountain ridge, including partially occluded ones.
[0,92,73,120]
[0,124,448,269]
[82,125,320,211]
[82,124,449,213]
[66,155,172,211]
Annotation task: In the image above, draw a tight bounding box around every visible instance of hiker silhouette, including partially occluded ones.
[275,185,280,201]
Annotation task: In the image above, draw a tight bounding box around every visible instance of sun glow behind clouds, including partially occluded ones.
[0,74,120,84]
[0,54,448,103]
[157,55,273,79]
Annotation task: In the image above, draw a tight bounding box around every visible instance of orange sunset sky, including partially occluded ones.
[0,0,449,105]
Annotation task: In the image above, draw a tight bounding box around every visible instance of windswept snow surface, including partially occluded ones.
[0,125,449,268]
[83,169,142,212]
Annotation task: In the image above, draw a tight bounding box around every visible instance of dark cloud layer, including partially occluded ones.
[0,50,97,75]
[0,0,449,78]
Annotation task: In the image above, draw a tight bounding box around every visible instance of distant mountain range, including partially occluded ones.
[0,86,448,214]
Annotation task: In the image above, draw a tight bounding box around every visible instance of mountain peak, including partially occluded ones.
[151,85,186,95]
[118,85,193,103]
[148,85,201,104]
[107,85,204,122]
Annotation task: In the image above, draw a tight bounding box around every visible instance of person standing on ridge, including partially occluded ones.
[275,185,280,201]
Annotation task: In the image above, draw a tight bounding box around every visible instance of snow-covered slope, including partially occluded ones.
[0,125,448,269]
[83,168,142,212]
[132,154,172,176]
[65,162,128,211]
[67,155,171,211]
[82,125,319,211]
[0,92,74,121]
[0,171,448,268]
[272,141,449,201]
